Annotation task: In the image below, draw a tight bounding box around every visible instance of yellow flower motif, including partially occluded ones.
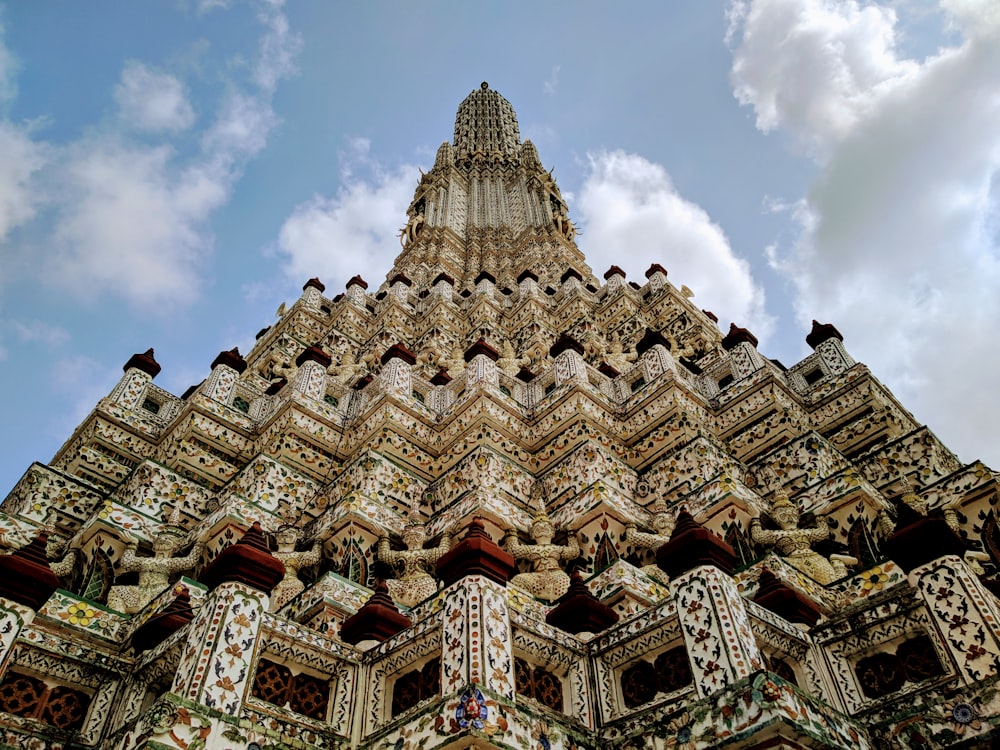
[67,603,96,627]
[859,566,885,594]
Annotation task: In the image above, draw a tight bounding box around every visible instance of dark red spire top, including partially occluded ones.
[0,533,61,610]
[636,328,670,355]
[130,587,195,652]
[656,509,736,577]
[604,265,626,280]
[347,275,369,290]
[381,343,417,366]
[430,368,453,385]
[474,270,496,285]
[517,268,539,284]
[389,273,412,287]
[432,272,455,286]
[645,263,668,278]
[546,569,619,635]
[124,348,161,378]
[464,338,500,363]
[339,580,411,645]
[436,518,516,588]
[295,343,332,369]
[805,320,844,350]
[753,569,822,627]
[560,267,583,283]
[721,323,759,351]
[303,277,326,292]
[199,522,285,595]
[211,347,248,374]
[549,333,585,358]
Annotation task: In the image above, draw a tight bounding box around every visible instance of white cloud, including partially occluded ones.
[0,121,47,243]
[577,150,772,340]
[0,19,18,106]
[48,140,223,308]
[36,1,301,312]
[543,64,561,95]
[10,320,70,347]
[729,0,1000,465]
[253,1,302,94]
[115,62,195,132]
[728,0,917,155]
[275,142,419,289]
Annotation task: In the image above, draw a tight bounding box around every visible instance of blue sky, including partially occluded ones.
[1,0,998,495]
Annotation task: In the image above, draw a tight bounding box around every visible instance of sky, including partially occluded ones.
[0,0,998,496]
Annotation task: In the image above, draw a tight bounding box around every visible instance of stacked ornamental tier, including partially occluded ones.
[1,83,998,750]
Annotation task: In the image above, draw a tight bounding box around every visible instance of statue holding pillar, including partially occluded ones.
[377,516,455,607]
[270,525,323,611]
[624,500,676,584]
[503,513,580,602]
[107,527,205,614]
[749,491,855,585]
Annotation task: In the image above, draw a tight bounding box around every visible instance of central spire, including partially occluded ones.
[453,82,521,162]
[388,83,594,292]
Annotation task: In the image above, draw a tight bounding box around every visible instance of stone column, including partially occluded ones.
[659,511,765,698]
[603,265,627,294]
[722,324,765,378]
[910,555,1000,686]
[292,344,332,400]
[475,270,496,299]
[432,273,454,303]
[379,344,416,398]
[171,523,284,716]
[301,277,326,311]
[108,349,161,409]
[389,273,412,302]
[346,274,368,305]
[806,320,855,375]
[437,519,517,700]
[517,269,539,299]
[550,335,587,386]
[203,348,247,404]
[644,263,668,294]
[170,581,268,715]
[464,339,500,389]
[636,329,677,383]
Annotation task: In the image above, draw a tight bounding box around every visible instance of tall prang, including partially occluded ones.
[0,83,999,750]
[392,81,592,290]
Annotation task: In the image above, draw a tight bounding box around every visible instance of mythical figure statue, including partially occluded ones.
[438,345,467,376]
[377,520,455,607]
[749,492,856,585]
[46,535,79,581]
[270,525,323,612]
[624,500,675,584]
[503,513,580,602]
[604,339,637,373]
[270,357,297,384]
[107,528,205,614]
[328,351,367,385]
[498,341,526,376]
[400,210,425,248]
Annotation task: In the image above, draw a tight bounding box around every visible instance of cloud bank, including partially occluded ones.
[728,0,1000,464]
[578,150,772,341]
[0,1,301,312]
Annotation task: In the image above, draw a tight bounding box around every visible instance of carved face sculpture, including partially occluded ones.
[652,512,674,536]
[530,519,554,545]
[153,532,180,556]
[773,505,800,531]
[275,527,299,551]
[402,524,426,550]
